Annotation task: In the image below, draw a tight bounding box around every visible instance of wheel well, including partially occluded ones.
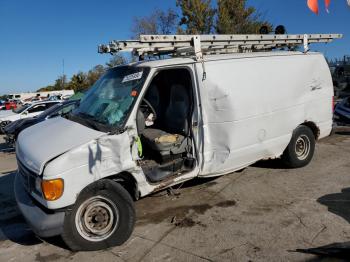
[108,172,139,201]
[301,121,320,140]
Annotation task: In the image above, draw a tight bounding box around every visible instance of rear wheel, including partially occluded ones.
[61,180,135,251]
[281,125,315,168]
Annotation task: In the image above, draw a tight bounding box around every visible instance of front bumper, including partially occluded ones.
[14,172,65,238]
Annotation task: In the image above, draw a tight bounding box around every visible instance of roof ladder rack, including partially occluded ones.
[98,33,342,60]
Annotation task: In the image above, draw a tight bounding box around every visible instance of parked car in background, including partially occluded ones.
[332,59,350,98]
[0,100,60,133]
[62,94,73,100]
[5,100,18,110]
[0,100,5,110]
[4,100,79,144]
[334,96,350,125]
[7,90,74,101]
[47,95,62,101]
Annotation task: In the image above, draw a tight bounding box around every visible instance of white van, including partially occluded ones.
[15,37,335,251]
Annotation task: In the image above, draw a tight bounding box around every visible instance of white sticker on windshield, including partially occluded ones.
[122,71,143,83]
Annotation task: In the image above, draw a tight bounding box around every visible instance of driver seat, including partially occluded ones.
[142,84,190,159]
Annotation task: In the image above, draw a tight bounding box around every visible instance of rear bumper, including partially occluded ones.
[14,172,65,238]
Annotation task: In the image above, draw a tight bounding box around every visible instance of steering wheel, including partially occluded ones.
[140,98,157,121]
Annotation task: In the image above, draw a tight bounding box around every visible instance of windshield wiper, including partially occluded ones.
[79,112,106,123]
[78,112,96,119]
[67,111,114,133]
[65,112,102,131]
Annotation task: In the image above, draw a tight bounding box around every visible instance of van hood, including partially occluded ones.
[16,117,106,174]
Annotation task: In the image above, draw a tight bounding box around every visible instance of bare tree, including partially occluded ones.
[131,8,178,38]
[106,54,127,68]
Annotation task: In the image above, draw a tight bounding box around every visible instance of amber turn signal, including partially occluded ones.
[41,179,64,201]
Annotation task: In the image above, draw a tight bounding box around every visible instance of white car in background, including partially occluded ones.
[0,100,60,132]
[0,101,5,111]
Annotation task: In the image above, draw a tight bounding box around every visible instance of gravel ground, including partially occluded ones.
[0,132,350,262]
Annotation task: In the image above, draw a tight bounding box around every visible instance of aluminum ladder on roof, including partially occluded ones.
[98,33,342,60]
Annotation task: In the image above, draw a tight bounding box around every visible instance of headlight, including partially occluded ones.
[41,178,64,201]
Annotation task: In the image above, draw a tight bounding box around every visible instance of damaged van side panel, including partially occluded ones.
[197,53,333,176]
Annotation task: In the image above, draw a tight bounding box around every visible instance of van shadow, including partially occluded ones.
[252,159,286,169]
[179,176,221,189]
[0,171,68,249]
[292,188,350,260]
[335,131,350,136]
[0,171,41,245]
[333,125,350,136]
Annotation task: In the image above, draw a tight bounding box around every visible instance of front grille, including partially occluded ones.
[17,159,41,196]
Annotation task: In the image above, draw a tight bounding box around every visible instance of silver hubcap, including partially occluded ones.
[75,196,119,242]
[295,135,310,160]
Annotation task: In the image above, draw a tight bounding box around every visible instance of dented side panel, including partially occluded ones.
[196,53,333,176]
[40,132,140,209]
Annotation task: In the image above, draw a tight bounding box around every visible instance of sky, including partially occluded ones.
[0,0,349,95]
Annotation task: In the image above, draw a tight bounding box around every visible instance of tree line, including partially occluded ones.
[132,0,271,37]
[38,0,271,93]
[37,55,126,93]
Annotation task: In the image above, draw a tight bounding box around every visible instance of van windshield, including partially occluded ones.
[71,66,149,132]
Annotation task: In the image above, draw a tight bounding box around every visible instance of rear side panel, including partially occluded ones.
[197,53,333,176]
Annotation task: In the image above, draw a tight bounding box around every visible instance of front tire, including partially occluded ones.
[61,180,135,251]
[281,125,315,168]
[0,121,11,134]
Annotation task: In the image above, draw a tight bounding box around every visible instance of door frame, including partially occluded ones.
[131,64,202,172]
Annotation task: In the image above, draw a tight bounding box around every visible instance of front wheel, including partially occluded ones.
[61,180,135,251]
[0,121,11,134]
[281,125,315,168]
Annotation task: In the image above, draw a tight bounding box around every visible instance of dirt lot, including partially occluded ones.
[1,132,350,262]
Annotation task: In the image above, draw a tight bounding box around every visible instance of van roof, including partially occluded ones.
[133,51,321,68]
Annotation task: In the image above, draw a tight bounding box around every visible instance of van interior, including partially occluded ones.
[137,68,196,183]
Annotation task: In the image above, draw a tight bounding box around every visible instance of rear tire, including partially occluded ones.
[61,180,135,251]
[281,125,315,168]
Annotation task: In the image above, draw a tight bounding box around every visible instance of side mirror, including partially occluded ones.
[22,111,28,115]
